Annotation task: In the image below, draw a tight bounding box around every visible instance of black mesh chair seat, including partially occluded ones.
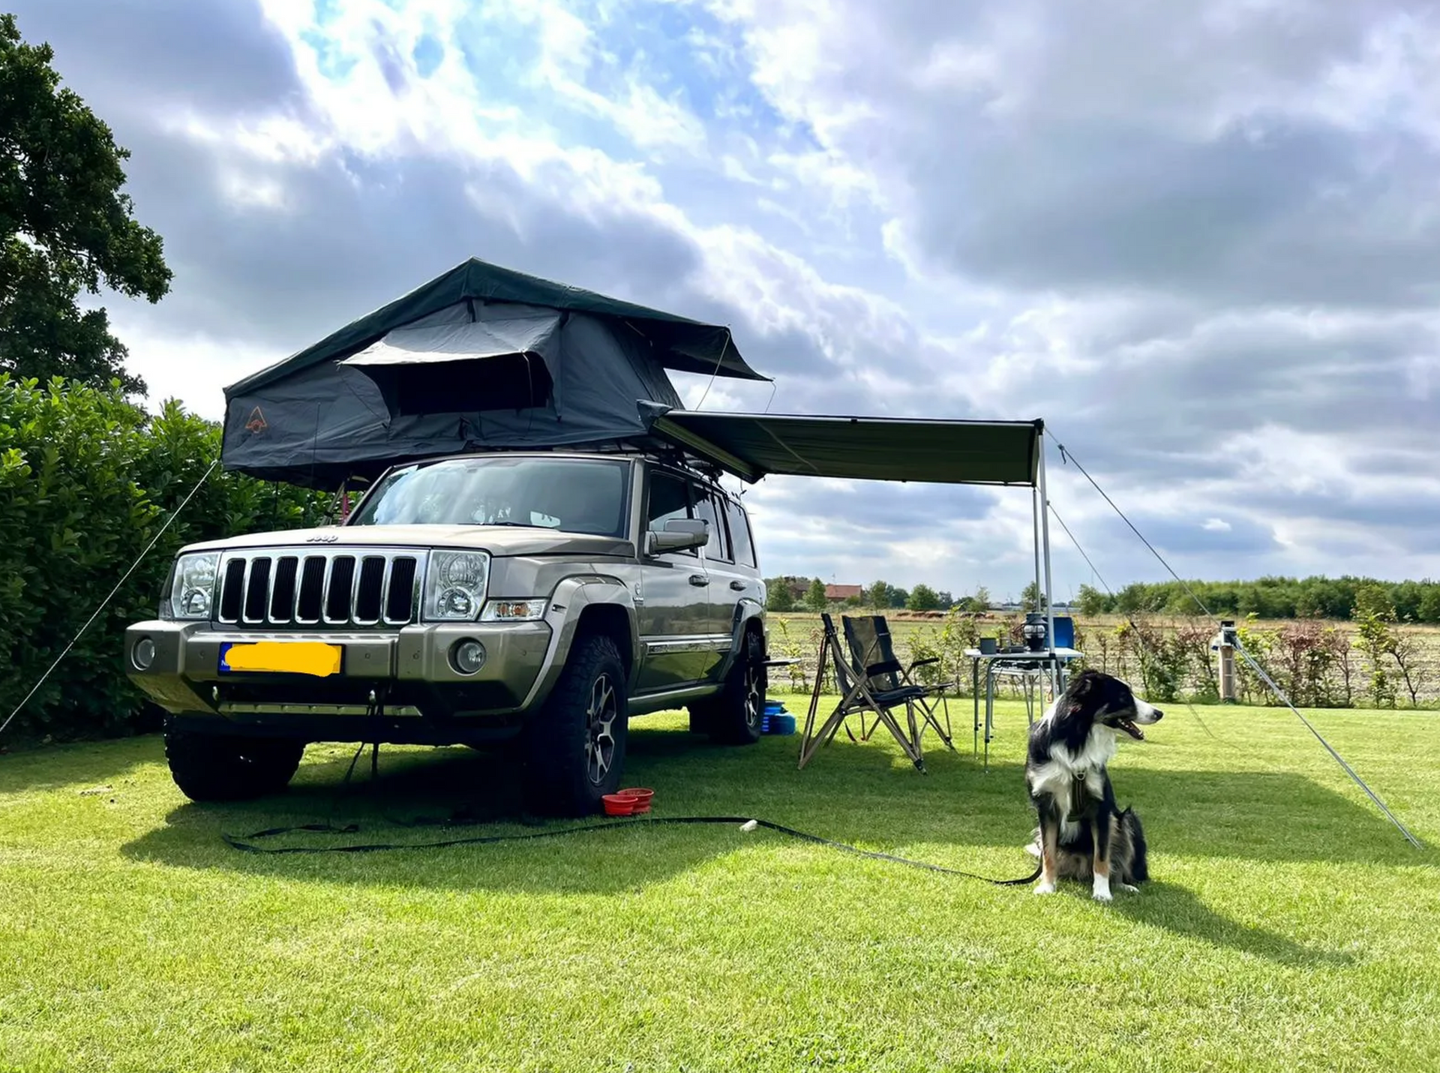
[797,613,956,773]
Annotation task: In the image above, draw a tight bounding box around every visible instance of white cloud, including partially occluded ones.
[10,0,1439,598]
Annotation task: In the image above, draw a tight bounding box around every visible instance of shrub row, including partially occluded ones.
[764,611,1440,710]
[0,377,332,742]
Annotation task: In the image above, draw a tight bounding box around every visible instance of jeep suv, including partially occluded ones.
[124,450,769,816]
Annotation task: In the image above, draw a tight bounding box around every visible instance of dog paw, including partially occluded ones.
[1033,880,1057,896]
[1119,883,1139,894]
[1092,888,1113,903]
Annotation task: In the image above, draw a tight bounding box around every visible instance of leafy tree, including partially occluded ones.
[1351,583,1397,708]
[955,586,990,613]
[1075,583,1108,618]
[906,584,940,612]
[804,577,828,612]
[868,579,889,609]
[935,590,954,610]
[1021,581,1049,610]
[0,14,172,395]
[764,577,795,613]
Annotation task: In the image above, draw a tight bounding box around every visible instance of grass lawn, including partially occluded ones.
[3,698,1439,1072]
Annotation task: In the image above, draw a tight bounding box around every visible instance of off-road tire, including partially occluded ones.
[697,628,767,746]
[164,722,306,802]
[522,632,629,817]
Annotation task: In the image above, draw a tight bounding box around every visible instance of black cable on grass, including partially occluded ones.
[221,813,1044,886]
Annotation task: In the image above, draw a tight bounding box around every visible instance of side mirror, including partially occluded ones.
[645,518,709,555]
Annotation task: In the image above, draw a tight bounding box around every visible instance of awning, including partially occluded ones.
[644,408,1043,486]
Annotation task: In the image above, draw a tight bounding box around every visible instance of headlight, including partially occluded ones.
[424,550,490,621]
[167,552,219,620]
[480,599,548,622]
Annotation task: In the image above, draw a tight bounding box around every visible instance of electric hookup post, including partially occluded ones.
[1209,620,1239,704]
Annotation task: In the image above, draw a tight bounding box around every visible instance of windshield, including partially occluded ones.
[349,456,632,537]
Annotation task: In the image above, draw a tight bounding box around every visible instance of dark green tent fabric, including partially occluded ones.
[641,407,1042,486]
[225,258,768,398]
[218,259,772,489]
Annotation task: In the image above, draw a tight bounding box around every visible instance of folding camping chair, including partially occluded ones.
[841,615,956,752]
[798,613,927,772]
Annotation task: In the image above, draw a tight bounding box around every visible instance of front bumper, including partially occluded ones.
[124,620,555,729]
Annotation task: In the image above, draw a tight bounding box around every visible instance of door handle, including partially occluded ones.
[729,580,746,591]
[689,574,709,587]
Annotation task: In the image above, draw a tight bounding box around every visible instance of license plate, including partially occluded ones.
[218,641,343,677]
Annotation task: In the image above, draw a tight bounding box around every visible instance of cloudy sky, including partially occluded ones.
[12,0,1440,602]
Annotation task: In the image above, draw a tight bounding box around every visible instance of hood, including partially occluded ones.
[178,524,635,559]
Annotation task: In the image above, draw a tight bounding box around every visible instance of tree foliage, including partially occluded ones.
[906,584,941,611]
[764,577,796,613]
[804,577,828,612]
[0,13,172,395]
[1074,574,1440,624]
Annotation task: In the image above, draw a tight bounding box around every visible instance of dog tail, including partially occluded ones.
[1120,807,1149,883]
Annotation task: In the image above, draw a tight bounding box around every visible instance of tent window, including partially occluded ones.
[379,353,553,416]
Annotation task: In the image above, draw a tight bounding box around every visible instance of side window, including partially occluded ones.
[693,484,728,561]
[646,471,695,555]
[726,498,757,568]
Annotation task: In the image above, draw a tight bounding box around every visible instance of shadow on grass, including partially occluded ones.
[117,720,1431,902]
[1113,882,1356,967]
[0,733,161,795]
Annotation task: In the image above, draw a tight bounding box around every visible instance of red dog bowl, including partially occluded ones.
[602,793,639,816]
[618,788,654,813]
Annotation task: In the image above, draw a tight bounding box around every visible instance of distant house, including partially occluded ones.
[777,576,810,601]
[825,584,864,602]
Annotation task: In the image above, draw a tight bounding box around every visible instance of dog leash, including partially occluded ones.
[222,814,1045,887]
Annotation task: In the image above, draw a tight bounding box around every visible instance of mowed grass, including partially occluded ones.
[3,700,1440,1072]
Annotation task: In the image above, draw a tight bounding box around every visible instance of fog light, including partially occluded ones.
[133,637,156,670]
[450,639,486,675]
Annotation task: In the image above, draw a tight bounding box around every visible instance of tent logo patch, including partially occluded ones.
[244,407,267,434]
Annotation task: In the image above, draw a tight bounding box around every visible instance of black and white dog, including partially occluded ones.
[1024,669,1163,902]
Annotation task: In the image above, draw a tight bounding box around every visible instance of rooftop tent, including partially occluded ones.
[220,258,769,488]
[639,406,1043,486]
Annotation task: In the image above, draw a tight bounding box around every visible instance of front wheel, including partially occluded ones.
[522,632,629,816]
[164,722,306,802]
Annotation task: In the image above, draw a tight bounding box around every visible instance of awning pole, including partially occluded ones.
[1032,485,1042,613]
[1037,429,1057,692]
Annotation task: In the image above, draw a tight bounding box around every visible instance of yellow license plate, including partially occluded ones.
[218,641,342,677]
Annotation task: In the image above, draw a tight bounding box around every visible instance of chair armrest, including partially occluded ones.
[908,657,941,669]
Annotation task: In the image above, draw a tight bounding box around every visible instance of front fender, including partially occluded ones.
[520,574,639,709]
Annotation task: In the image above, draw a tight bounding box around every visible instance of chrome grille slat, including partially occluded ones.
[215,548,426,629]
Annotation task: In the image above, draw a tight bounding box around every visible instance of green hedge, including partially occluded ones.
[0,376,331,742]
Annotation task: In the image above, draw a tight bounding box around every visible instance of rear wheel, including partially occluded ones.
[164,721,306,802]
[522,632,629,816]
[697,628,766,746]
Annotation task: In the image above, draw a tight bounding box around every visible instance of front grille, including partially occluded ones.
[215,548,426,628]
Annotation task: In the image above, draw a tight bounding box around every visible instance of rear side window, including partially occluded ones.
[694,485,729,561]
[725,497,757,567]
